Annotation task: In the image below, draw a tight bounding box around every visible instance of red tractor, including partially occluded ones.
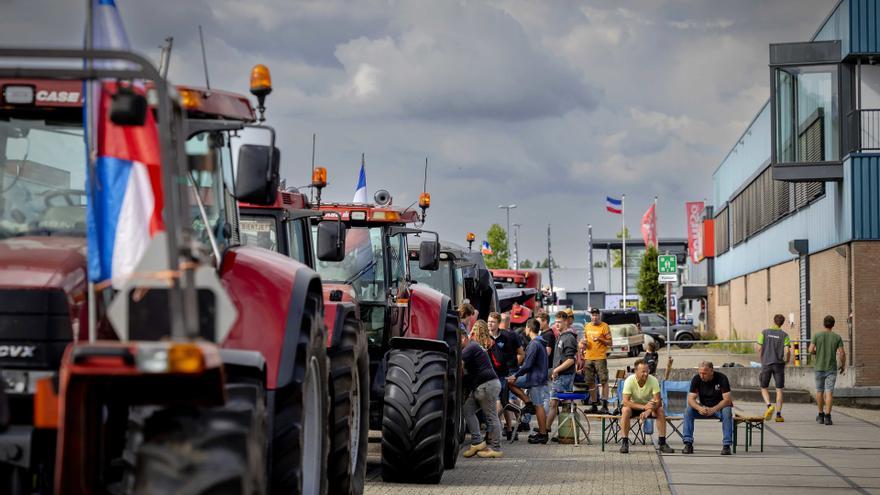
[243,185,462,483]
[0,49,343,493]
[490,269,542,310]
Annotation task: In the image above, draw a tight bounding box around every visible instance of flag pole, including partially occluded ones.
[622,194,626,308]
[86,0,97,344]
[654,195,658,248]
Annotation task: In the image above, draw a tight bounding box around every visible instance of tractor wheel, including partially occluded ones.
[327,318,369,495]
[131,382,268,495]
[442,309,463,469]
[381,349,448,484]
[271,294,330,494]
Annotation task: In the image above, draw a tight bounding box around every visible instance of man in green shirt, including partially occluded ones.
[619,360,674,454]
[809,315,846,426]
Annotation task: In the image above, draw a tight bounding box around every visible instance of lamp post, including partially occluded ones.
[512,223,521,269]
[498,204,516,266]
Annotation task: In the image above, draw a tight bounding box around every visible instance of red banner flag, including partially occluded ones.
[641,203,657,248]
[686,201,705,263]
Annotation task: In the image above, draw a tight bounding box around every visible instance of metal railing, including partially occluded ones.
[653,338,849,363]
[847,108,880,152]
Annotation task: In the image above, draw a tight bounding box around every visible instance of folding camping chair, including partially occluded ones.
[661,380,691,442]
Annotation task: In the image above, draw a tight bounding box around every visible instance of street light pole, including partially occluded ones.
[498,204,516,267]
[513,223,521,270]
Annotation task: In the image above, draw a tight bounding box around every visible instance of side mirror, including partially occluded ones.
[235,144,280,205]
[110,87,147,126]
[316,221,347,262]
[419,241,440,271]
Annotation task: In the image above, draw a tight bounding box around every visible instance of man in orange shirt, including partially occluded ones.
[581,308,613,414]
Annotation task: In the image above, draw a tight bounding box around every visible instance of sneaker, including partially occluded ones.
[763,404,775,421]
[550,436,560,443]
[504,427,513,441]
[824,414,833,426]
[721,445,732,455]
[619,441,630,454]
[528,433,549,444]
[658,443,675,454]
[589,403,599,414]
[816,412,825,424]
[476,448,503,458]
[599,404,610,415]
[775,414,785,423]
[521,402,537,415]
[517,422,531,432]
[682,443,694,454]
[463,441,487,458]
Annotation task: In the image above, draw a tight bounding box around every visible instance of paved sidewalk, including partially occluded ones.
[660,402,880,495]
[364,423,671,495]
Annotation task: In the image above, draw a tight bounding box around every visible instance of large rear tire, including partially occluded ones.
[442,309,463,469]
[381,349,447,484]
[131,382,268,495]
[327,318,369,495]
[271,293,330,494]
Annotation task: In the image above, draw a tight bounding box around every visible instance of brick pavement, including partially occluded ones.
[364,421,671,495]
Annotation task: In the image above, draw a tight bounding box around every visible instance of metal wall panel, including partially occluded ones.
[851,155,880,238]
[849,0,879,54]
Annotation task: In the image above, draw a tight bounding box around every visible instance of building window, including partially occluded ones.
[774,65,840,164]
[719,283,730,306]
[715,207,729,254]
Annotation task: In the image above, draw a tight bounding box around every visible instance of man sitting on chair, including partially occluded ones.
[620,359,675,454]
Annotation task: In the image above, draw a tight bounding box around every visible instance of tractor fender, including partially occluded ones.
[406,284,452,341]
[389,336,449,354]
[218,348,267,385]
[220,246,324,390]
[322,300,358,349]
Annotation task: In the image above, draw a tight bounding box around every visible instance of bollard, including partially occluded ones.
[793,342,800,367]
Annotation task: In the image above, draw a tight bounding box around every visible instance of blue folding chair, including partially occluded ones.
[661,380,691,442]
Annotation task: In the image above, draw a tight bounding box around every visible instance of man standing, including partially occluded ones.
[508,321,549,444]
[536,312,555,425]
[682,361,734,455]
[619,359,675,454]
[460,329,503,458]
[544,310,578,439]
[487,312,523,440]
[582,308,612,414]
[809,315,846,426]
[459,303,477,334]
[757,314,791,422]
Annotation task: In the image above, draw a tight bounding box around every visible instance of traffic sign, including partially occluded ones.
[658,273,677,283]
[658,255,677,274]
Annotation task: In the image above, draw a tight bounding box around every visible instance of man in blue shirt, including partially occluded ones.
[508,319,549,444]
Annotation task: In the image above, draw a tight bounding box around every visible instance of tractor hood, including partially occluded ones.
[0,236,88,290]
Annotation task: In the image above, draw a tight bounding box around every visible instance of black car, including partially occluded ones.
[638,312,698,349]
[599,309,641,327]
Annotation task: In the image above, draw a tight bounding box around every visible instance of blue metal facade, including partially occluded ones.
[712,0,880,283]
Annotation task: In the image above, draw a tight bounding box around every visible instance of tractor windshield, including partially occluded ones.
[409,258,454,300]
[0,119,86,238]
[314,225,387,302]
[185,131,234,248]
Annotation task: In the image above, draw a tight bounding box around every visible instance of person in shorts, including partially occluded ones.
[757,314,791,422]
[581,307,612,414]
[544,310,578,440]
[619,359,674,454]
[809,315,846,426]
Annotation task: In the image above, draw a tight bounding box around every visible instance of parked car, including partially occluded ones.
[608,323,645,357]
[599,309,641,328]
[639,312,698,348]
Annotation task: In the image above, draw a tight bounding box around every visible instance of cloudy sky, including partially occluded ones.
[1,0,835,266]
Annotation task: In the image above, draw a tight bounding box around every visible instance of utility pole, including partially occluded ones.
[498,204,516,267]
[587,224,593,310]
[622,194,627,308]
[513,223,521,270]
[547,224,555,304]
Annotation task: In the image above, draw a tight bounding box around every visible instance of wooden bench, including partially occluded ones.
[733,414,765,453]
[585,414,649,451]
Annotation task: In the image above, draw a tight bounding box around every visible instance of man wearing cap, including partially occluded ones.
[581,308,612,414]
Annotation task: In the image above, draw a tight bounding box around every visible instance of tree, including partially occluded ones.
[636,245,665,313]
[519,259,533,268]
[612,227,631,268]
[484,224,509,269]
[535,258,559,269]
[593,261,607,268]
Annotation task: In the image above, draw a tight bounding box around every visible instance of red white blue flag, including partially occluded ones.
[85,0,164,286]
[606,196,622,214]
[481,241,493,255]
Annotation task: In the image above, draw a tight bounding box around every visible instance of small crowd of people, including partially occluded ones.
[457,302,848,459]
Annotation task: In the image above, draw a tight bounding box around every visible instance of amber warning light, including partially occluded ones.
[250,64,272,121]
[312,167,328,188]
[419,192,431,209]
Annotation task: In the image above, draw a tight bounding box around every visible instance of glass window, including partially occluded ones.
[314,226,386,302]
[239,214,278,251]
[286,219,308,264]
[409,259,454,300]
[775,65,839,163]
[388,232,406,287]
[186,132,227,246]
[1,120,86,237]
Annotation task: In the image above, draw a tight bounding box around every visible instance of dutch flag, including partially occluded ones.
[481,241,493,255]
[606,196,622,214]
[85,0,164,287]
[353,154,367,203]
